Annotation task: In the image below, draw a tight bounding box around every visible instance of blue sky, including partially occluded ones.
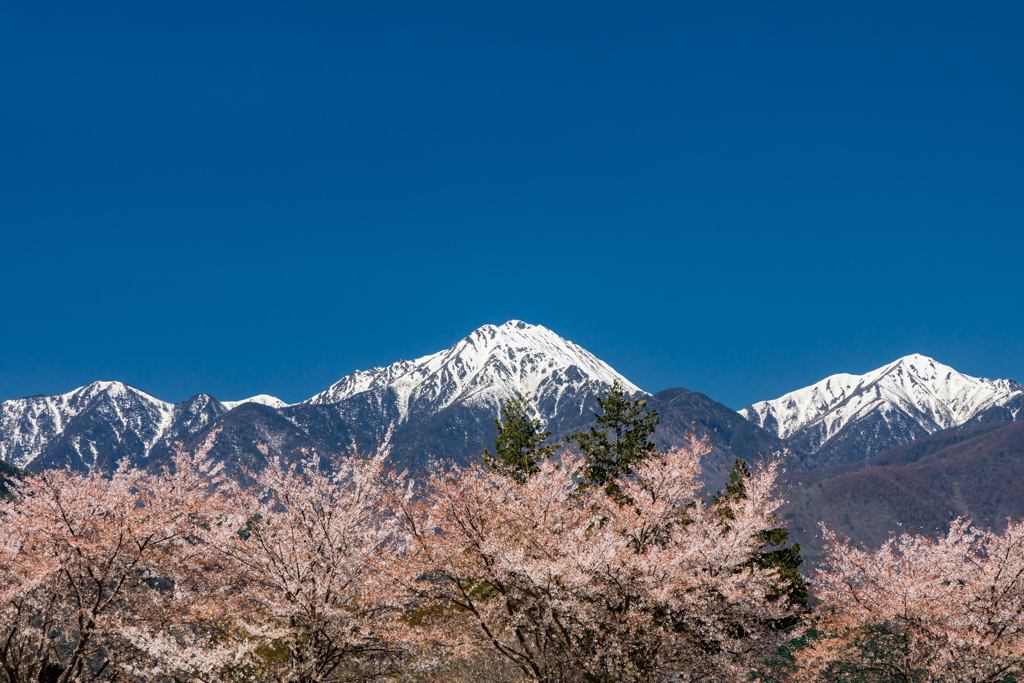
[2,2,1022,410]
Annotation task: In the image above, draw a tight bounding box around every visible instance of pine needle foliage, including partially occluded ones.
[565,380,660,499]
[483,391,556,483]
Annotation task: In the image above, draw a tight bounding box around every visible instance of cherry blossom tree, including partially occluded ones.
[130,443,419,683]
[797,518,1024,683]
[0,434,225,683]
[392,437,803,683]
[0,426,812,683]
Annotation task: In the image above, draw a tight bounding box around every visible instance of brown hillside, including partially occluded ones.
[779,421,1024,567]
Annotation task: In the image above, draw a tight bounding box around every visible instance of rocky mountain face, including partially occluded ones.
[306,321,640,415]
[291,320,647,470]
[1,321,775,482]
[0,382,176,471]
[0,379,299,473]
[740,354,1023,468]
[5,323,1023,559]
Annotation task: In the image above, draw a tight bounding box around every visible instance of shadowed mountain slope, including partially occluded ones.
[778,421,1024,566]
[649,388,789,495]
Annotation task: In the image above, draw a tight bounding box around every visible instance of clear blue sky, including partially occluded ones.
[2,2,1022,410]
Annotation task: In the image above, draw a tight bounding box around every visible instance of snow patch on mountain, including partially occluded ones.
[740,354,1024,449]
[222,394,289,410]
[0,321,643,470]
[0,381,174,468]
[305,320,643,424]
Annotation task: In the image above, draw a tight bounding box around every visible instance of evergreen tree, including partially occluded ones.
[483,391,556,483]
[714,458,808,612]
[0,460,21,500]
[565,380,661,498]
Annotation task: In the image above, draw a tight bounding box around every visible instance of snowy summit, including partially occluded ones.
[305,320,642,425]
[740,353,1023,458]
[0,381,174,469]
[221,395,289,410]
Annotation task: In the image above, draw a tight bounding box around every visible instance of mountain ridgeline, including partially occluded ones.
[0,322,779,490]
[741,353,1023,469]
[1,321,1022,551]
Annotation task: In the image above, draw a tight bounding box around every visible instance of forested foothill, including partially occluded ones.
[3,385,1024,682]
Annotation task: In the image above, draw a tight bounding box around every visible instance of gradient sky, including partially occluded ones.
[2,2,1022,410]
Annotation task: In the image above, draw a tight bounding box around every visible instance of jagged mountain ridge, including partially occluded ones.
[0,381,174,469]
[5,327,1017,482]
[0,321,652,473]
[741,354,1023,467]
[305,320,641,423]
[0,382,287,471]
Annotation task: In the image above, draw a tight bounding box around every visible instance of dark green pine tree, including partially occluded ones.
[483,391,557,483]
[713,458,809,614]
[0,460,22,501]
[565,380,661,499]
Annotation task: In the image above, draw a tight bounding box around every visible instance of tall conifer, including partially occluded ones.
[566,380,660,498]
[483,391,555,483]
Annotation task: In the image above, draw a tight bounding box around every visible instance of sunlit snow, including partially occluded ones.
[740,354,1023,448]
[303,320,644,425]
[0,321,642,469]
[0,381,175,469]
[222,394,289,410]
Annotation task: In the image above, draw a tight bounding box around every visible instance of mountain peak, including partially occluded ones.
[892,352,937,366]
[740,355,1023,462]
[222,394,289,410]
[304,321,642,423]
[463,320,556,344]
[0,380,174,469]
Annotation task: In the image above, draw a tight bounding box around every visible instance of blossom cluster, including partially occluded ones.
[798,518,1024,682]
[4,431,1023,682]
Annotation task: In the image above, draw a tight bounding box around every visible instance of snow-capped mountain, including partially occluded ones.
[306,320,641,423]
[222,395,289,410]
[0,380,245,471]
[0,381,174,469]
[0,321,646,473]
[283,321,645,470]
[740,354,1024,466]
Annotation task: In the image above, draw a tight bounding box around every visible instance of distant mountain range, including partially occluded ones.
[2,322,756,483]
[2,321,1022,552]
[741,354,1023,468]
